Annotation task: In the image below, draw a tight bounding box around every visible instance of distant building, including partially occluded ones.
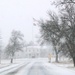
[24,46,41,58]
[15,46,41,58]
[15,46,49,58]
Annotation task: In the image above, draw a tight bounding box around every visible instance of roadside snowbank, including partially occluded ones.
[43,62,75,75]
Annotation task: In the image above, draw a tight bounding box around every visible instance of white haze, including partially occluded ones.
[0,0,58,46]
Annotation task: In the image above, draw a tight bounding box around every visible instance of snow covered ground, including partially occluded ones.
[0,58,34,68]
[0,58,33,75]
[0,58,75,75]
[53,61,75,71]
[43,62,75,75]
[15,58,75,75]
[54,62,73,67]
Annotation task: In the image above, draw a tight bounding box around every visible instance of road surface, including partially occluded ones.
[1,59,75,75]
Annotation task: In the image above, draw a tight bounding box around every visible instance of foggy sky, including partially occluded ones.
[0,0,58,46]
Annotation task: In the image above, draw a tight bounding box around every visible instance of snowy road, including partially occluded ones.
[27,62,50,75]
[24,61,75,75]
[1,58,75,75]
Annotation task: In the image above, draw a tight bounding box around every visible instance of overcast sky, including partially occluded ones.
[0,0,58,46]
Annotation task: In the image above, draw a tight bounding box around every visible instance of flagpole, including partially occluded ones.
[32,18,38,58]
[32,18,36,44]
[32,23,35,58]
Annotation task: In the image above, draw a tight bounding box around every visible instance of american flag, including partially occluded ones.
[33,18,36,26]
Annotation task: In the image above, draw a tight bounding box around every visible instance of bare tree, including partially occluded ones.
[5,30,24,63]
[38,0,75,66]
[57,0,75,66]
[37,12,63,62]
